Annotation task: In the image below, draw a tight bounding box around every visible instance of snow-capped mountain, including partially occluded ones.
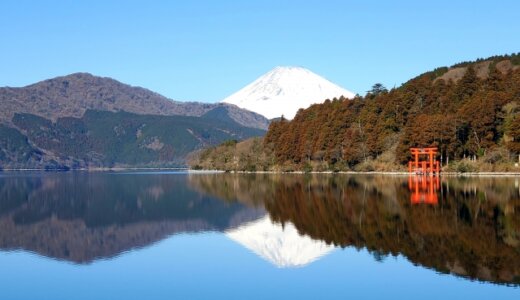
[221,66,355,119]
[226,215,335,268]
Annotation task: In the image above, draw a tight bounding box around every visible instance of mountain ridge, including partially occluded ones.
[0,72,270,130]
[0,72,270,168]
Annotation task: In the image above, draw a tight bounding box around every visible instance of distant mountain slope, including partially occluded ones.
[221,66,355,119]
[0,73,269,130]
[0,110,265,169]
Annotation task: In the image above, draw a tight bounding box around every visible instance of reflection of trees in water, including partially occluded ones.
[0,173,263,263]
[191,174,520,285]
[188,173,276,207]
[0,173,257,227]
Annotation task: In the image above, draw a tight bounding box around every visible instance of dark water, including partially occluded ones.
[0,172,518,299]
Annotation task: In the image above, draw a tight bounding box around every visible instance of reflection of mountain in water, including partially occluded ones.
[226,215,335,268]
[191,174,520,285]
[0,173,264,263]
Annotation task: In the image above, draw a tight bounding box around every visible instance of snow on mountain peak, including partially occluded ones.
[226,215,335,268]
[221,66,355,119]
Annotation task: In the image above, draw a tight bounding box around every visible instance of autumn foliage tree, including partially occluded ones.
[507,116,520,154]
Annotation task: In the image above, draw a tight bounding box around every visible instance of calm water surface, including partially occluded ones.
[0,172,519,299]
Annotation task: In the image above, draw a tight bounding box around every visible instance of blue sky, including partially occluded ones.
[1,0,519,102]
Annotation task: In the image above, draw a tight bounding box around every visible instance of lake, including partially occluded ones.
[0,171,518,299]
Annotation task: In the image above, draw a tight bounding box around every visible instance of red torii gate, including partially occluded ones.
[408,147,440,175]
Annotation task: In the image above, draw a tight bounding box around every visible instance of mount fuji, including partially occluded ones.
[221,66,355,119]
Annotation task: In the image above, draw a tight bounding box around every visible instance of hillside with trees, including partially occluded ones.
[191,54,520,172]
[0,73,269,169]
[0,110,264,169]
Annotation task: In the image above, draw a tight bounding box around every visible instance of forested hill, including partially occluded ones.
[0,110,264,169]
[0,73,270,169]
[191,53,520,172]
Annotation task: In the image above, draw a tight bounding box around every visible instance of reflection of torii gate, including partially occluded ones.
[408,175,439,205]
[408,147,440,175]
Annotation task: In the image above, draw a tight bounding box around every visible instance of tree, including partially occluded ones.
[454,66,479,101]
[506,116,520,153]
[368,83,388,97]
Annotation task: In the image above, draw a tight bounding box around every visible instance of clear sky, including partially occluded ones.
[1,0,519,102]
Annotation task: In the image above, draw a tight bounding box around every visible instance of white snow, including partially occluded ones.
[221,66,355,119]
[226,215,335,268]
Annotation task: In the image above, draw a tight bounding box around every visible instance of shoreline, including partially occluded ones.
[190,170,520,177]
[0,167,189,172]
[2,168,520,177]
